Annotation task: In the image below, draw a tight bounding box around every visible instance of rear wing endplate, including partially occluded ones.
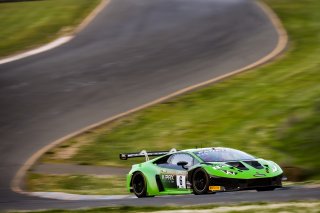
[119,148,177,161]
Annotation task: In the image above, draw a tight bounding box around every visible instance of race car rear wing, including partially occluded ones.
[119,148,177,161]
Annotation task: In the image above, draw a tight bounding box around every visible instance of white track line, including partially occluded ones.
[0,37,73,65]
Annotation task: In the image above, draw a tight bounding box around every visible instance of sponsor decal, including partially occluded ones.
[162,174,174,182]
[209,186,221,191]
[161,174,176,188]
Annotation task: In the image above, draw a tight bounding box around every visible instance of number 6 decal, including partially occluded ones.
[176,175,186,188]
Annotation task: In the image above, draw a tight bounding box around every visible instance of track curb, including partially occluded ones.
[11,0,288,198]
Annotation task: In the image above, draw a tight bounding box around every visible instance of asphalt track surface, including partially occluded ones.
[1,0,319,211]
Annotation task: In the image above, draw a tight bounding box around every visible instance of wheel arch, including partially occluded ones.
[188,165,204,184]
[188,164,215,187]
[129,168,159,196]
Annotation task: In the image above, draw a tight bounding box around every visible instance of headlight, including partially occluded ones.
[222,170,237,175]
[271,164,278,172]
[213,165,223,169]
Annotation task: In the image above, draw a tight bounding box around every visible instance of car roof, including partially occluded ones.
[178,147,232,153]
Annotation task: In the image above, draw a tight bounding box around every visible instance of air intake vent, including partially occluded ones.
[155,175,164,192]
[226,162,248,170]
[243,161,264,169]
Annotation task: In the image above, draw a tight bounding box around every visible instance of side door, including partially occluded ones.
[159,153,196,191]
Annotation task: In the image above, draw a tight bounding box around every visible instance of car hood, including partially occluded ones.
[202,158,283,179]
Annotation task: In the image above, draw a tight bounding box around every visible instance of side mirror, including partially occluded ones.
[177,161,188,169]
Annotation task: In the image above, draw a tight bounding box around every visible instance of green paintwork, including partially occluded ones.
[126,148,283,196]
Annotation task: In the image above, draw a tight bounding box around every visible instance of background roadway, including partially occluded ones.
[1,0,315,211]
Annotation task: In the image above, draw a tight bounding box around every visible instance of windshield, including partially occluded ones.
[194,148,255,162]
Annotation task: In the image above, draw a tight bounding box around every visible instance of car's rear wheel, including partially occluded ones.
[256,186,276,192]
[132,172,147,198]
[192,168,209,195]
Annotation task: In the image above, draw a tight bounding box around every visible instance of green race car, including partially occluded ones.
[119,147,284,198]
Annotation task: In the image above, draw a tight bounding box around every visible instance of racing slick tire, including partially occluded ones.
[192,168,210,195]
[132,172,147,198]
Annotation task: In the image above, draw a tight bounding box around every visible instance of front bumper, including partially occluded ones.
[209,174,282,191]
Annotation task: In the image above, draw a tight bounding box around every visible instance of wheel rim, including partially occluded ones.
[133,174,144,194]
[194,170,206,192]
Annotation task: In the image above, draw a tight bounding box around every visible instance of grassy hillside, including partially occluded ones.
[0,0,100,57]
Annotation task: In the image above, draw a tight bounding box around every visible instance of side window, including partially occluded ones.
[153,155,171,165]
[169,153,195,167]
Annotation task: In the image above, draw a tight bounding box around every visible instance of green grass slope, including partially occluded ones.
[27,173,127,195]
[0,0,100,57]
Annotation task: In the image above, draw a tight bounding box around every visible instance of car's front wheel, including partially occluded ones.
[132,172,147,198]
[192,168,209,195]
